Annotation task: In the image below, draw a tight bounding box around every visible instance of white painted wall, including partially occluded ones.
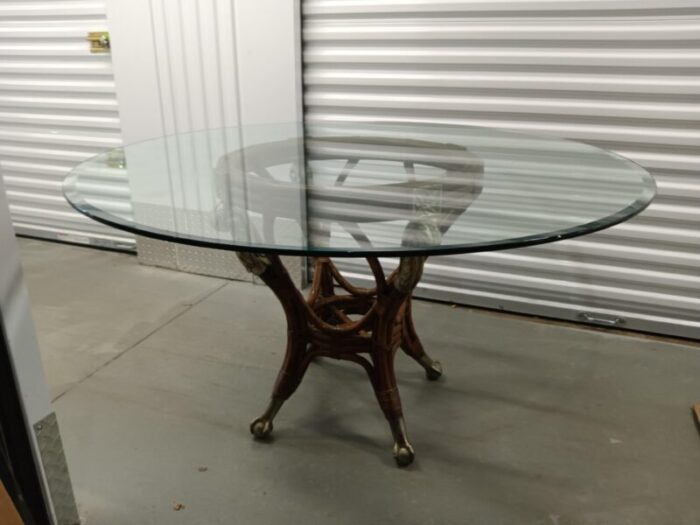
[234,0,303,125]
[106,0,302,144]
[104,0,304,280]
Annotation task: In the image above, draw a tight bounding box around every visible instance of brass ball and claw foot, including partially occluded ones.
[393,442,415,467]
[250,398,284,440]
[389,417,415,467]
[250,417,273,439]
[418,355,443,381]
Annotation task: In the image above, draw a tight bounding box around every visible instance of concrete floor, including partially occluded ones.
[19,238,700,525]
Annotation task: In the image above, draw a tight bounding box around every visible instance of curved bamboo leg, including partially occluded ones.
[370,347,415,466]
[368,255,429,466]
[237,252,311,440]
[250,337,311,439]
[400,298,443,381]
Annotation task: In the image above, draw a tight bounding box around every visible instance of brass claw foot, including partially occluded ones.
[250,417,273,439]
[418,355,443,381]
[393,442,415,467]
[389,417,415,467]
[250,398,284,440]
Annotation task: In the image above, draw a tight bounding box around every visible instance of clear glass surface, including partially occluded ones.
[63,122,655,256]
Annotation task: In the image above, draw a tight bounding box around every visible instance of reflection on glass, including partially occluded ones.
[213,134,484,250]
[63,122,655,255]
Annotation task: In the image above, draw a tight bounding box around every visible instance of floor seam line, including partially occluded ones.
[51,281,229,403]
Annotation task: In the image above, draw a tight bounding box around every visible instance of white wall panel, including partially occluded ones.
[106,0,304,281]
[303,0,700,339]
[0,0,134,249]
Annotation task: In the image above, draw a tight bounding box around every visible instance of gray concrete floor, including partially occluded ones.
[19,238,700,525]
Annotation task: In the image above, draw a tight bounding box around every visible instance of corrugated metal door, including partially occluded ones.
[0,0,133,249]
[302,0,700,339]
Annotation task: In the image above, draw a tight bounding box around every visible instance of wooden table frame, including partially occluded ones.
[237,252,441,467]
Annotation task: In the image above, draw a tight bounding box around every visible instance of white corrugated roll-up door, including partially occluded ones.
[0,0,133,249]
[302,0,700,339]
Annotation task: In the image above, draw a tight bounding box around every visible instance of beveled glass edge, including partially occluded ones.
[63,165,656,258]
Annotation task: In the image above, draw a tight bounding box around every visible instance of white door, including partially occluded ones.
[302,0,700,339]
[0,0,134,249]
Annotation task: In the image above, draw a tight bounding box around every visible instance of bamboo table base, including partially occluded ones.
[236,253,442,467]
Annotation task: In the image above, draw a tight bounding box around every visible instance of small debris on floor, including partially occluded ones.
[450,304,457,308]
[173,503,185,511]
[198,466,208,472]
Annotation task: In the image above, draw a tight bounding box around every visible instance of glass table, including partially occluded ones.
[64,122,655,467]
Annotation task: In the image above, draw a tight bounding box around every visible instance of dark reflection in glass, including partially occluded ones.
[63,122,655,256]
[213,134,484,250]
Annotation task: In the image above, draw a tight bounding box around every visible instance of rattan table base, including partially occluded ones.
[236,253,442,467]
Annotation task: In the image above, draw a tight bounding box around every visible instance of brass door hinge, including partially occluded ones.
[86,31,110,53]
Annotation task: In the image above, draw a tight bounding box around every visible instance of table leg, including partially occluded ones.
[401,298,443,381]
[236,252,312,440]
[235,252,439,467]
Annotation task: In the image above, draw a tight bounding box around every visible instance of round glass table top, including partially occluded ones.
[64,122,655,257]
